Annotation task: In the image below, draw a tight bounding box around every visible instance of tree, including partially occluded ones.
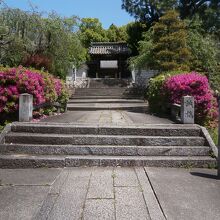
[152,10,191,71]
[186,17,220,91]
[131,10,191,71]
[122,0,219,35]
[107,24,127,42]
[0,8,86,79]
[126,22,146,55]
[122,0,177,25]
[79,18,108,48]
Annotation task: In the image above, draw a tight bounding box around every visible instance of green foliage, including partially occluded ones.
[79,18,108,48]
[0,8,86,79]
[122,0,220,55]
[126,22,147,55]
[147,70,184,114]
[131,10,191,71]
[107,24,128,42]
[122,0,219,36]
[79,18,128,49]
[129,30,153,68]
[122,0,176,24]
[186,17,220,92]
[152,10,191,71]
[208,127,218,146]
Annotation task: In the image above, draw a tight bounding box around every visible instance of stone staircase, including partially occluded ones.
[0,123,216,168]
[68,78,146,111]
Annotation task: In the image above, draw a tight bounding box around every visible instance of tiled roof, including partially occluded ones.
[89,42,130,55]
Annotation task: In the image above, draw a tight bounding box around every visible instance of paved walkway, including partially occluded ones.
[41,110,172,125]
[0,167,219,220]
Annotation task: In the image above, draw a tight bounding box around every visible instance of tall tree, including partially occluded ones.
[0,8,86,78]
[131,10,191,71]
[107,24,127,42]
[126,21,146,55]
[151,10,191,71]
[122,0,219,33]
[122,0,177,25]
[79,18,108,48]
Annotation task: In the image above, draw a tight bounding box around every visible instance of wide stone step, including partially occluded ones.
[0,144,210,156]
[67,104,148,111]
[71,96,141,99]
[0,154,65,168]
[74,90,126,96]
[68,99,145,104]
[0,154,216,168]
[11,123,201,136]
[88,79,131,88]
[5,133,206,146]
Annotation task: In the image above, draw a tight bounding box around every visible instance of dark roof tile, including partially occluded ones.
[89,42,130,55]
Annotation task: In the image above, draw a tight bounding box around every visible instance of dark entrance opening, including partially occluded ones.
[87,42,131,79]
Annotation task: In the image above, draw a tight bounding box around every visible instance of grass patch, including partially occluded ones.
[208,127,218,146]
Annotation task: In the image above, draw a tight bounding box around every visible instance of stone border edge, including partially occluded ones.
[0,123,12,144]
[135,167,166,220]
[200,125,218,157]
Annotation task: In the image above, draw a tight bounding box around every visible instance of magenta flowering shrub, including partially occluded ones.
[0,66,69,114]
[164,72,218,125]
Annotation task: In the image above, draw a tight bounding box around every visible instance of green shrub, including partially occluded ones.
[147,70,185,114]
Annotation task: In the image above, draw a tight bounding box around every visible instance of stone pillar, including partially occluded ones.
[181,96,195,124]
[217,96,220,178]
[131,64,136,83]
[19,94,33,122]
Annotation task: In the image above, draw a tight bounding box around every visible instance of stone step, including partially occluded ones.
[0,154,216,168]
[67,104,148,111]
[5,133,206,146]
[71,96,140,99]
[74,89,126,95]
[11,123,201,137]
[68,99,145,104]
[0,154,65,168]
[88,79,131,88]
[75,88,127,91]
[0,144,210,156]
[65,155,216,168]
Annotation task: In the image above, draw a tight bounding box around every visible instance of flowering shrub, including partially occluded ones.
[147,70,185,113]
[147,71,218,126]
[0,66,69,114]
[164,72,218,125]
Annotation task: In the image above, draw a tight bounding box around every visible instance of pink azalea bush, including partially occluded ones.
[0,66,69,114]
[163,72,218,125]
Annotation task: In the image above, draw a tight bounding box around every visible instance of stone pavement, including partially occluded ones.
[41,110,172,125]
[0,167,219,220]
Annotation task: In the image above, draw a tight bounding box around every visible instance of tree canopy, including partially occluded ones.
[131,10,191,71]
[122,0,220,36]
[0,8,86,78]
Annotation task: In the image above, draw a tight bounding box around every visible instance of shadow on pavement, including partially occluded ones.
[190,171,218,180]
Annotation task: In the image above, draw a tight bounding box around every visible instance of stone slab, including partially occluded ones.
[84,199,115,220]
[33,169,69,220]
[135,167,165,220]
[47,167,92,220]
[87,167,114,199]
[114,167,139,186]
[0,186,49,220]
[0,168,61,185]
[115,186,150,220]
[124,110,173,124]
[145,167,220,220]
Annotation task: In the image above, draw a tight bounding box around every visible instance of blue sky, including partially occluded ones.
[2,0,134,29]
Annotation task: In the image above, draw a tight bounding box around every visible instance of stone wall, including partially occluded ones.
[134,69,158,88]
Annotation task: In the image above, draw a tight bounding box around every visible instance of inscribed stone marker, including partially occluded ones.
[19,93,33,122]
[181,96,194,124]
